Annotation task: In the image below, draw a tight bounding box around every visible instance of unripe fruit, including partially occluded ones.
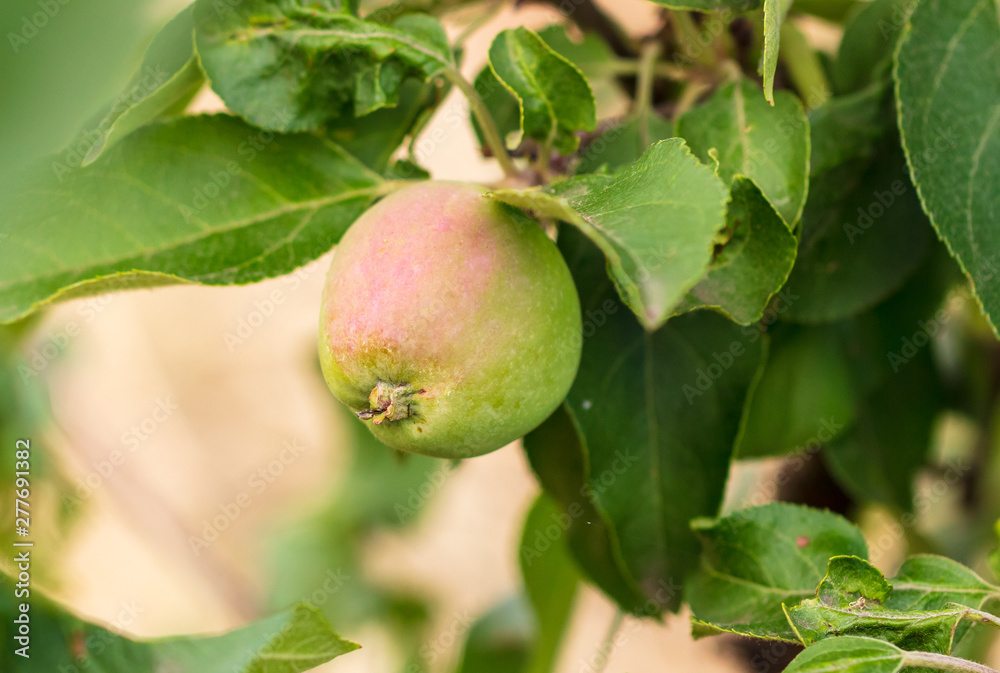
[319,181,582,458]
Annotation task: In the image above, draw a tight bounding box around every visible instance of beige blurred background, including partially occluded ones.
[6,1,955,672]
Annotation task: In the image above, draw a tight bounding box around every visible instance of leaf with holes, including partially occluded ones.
[786,556,1000,653]
[193,0,453,132]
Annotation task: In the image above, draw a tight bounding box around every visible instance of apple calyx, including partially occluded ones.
[356,381,423,425]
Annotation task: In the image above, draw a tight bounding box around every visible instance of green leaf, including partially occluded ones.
[675,177,798,325]
[687,503,869,641]
[824,348,943,511]
[890,555,1000,612]
[535,25,627,117]
[791,0,863,23]
[472,26,627,154]
[492,139,728,330]
[763,0,795,104]
[887,554,1000,657]
[815,556,893,605]
[677,78,810,225]
[82,5,205,166]
[778,19,831,108]
[488,27,597,155]
[328,76,444,172]
[783,127,933,324]
[895,0,1000,335]
[808,85,888,177]
[535,25,616,70]
[471,66,521,151]
[193,0,453,132]
[991,525,1000,582]
[783,636,906,673]
[523,406,650,615]
[554,227,766,612]
[520,494,580,673]
[455,598,534,673]
[786,556,1000,653]
[742,243,954,464]
[0,115,385,324]
[0,0,180,179]
[788,636,999,673]
[829,243,959,399]
[738,325,854,458]
[574,116,675,175]
[0,572,358,672]
[832,0,902,95]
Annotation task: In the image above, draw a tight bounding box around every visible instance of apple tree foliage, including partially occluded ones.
[2,0,1000,671]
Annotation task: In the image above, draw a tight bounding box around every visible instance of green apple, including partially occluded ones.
[319,181,581,458]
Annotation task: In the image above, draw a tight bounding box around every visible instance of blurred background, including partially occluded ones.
[1,0,998,671]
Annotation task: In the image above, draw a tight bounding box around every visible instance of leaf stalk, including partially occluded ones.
[442,67,519,178]
[902,651,1000,673]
